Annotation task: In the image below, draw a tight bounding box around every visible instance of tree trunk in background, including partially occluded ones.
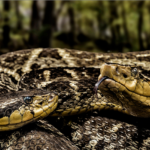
[68,6,76,48]
[28,1,40,47]
[39,1,55,48]
[121,2,131,51]
[109,1,122,52]
[147,2,150,49]
[15,1,22,30]
[54,1,66,31]
[96,1,110,51]
[97,2,105,35]
[2,1,10,49]
[137,1,144,51]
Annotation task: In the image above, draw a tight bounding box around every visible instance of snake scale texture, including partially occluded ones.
[1,48,150,149]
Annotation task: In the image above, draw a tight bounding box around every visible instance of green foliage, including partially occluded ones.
[0,1,149,53]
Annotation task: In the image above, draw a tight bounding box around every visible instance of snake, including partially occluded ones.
[0,89,58,131]
[1,48,150,149]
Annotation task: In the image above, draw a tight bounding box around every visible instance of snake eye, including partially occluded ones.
[23,96,33,104]
[132,68,138,76]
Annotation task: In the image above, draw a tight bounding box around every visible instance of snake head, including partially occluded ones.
[0,89,58,131]
[94,63,150,118]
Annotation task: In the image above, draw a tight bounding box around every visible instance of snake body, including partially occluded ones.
[1,48,150,149]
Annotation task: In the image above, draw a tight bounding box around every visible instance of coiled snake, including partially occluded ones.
[1,48,150,149]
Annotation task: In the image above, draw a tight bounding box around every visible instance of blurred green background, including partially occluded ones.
[0,1,149,54]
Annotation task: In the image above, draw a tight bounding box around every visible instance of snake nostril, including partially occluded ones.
[116,66,120,75]
[123,74,127,78]
[4,108,12,117]
[39,102,43,105]
[116,66,118,73]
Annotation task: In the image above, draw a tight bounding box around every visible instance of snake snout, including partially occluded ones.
[48,93,57,102]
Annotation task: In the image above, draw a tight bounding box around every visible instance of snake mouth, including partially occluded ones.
[94,76,108,95]
[0,91,58,131]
